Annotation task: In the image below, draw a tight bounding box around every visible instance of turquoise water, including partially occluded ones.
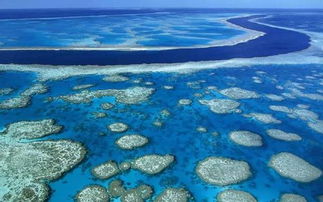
[0,12,244,48]
[0,9,323,202]
[1,64,322,201]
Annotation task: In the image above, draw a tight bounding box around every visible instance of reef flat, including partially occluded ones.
[76,185,109,202]
[0,119,62,140]
[92,161,120,180]
[199,99,240,114]
[108,123,129,133]
[131,154,175,175]
[280,193,307,202]
[0,83,47,109]
[116,134,148,150]
[155,188,192,202]
[0,62,323,201]
[0,88,14,96]
[229,130,263,147]
[56,86,154,104]
[196,157,252,186]
[0,133,86,201]
[269,152,322,183]
[217,189,257,202]
[219,87,259,99]
[266,129,302,141]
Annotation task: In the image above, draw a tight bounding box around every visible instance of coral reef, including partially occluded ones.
[76,185,109,202]
[265,94,285,101]
[58,86,154,104]
[266,129,301,141]
[244,113,281,124]
[269,152,322,182]
[92,161,120,180]
[196,157,252,186]
[108,123,129,133]
[131,154,175,175]
[217,189,257,202]
[107,179,153,201]
[1,119,62,140]
[101,102,114,110]
[0,87,14,96]
[178,99,192,105]
[220,87,259,99]
[199,99,240,114]
[73,84,95,91]
[116,134,148,150]
[103,74,129,82]
[0,83,48,109]
[229,130,263,147]
[280,193,307,202]
[155,188,192,202]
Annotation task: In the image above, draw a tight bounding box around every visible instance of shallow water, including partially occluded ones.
[1,8,323,202]
[1,64,322,201]
[0,12,244,48]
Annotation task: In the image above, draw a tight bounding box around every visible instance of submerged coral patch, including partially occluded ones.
[1,119,63,140]
[266,129,301,141]
[196,127,208,133]
[265,94,285,101]
[244,113,281,124]
[108,180,126,198]
[269,105,293,114]
[58,86,154,104]
[92,161,120,180]
[178,99,192,105]
[199,99,240,114]
[280,193,307,202]
[76,185,109,202]
[92,112,107,119]
[108,123,129,133]
[308,120,323,134]
[217,189,257,202]
[289,109,319,121]
[107,179,153,202]
[120,184,153,202]
[101,102,114,110]
[0,139,86,201]
[116,134,148,150]
[72,84,95,91]
[229,130,263,147]
[131,154,175,175]
[220,87,259,99]
[103,74,129,82]
[269,152,322,183]
[0,88,14,96]
[155,188,192,202]
[196,157,252,186]
[163,85,174,90]
[0,83,48,109]
[1,182,49,202]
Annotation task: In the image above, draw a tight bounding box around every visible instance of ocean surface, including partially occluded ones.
[0,9,323,202]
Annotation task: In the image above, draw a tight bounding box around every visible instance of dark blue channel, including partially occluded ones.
[0,15,311,65]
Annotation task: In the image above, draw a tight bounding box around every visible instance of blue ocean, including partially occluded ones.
[0,9,322,202]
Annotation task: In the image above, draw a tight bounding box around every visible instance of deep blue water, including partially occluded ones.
[0,8,322,202]
[1,64,322,201]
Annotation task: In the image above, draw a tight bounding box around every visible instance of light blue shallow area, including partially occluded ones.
[0,64,322,201]
[0,12,245,48]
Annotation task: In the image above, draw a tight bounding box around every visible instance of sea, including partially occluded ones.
[0,9,322,202]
